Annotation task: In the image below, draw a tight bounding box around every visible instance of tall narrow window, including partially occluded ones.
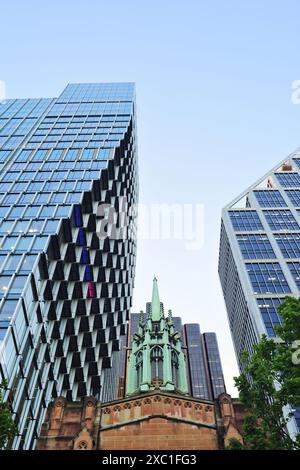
[136,352,143,389]
[171,350,179,388]
[150,346,163,381]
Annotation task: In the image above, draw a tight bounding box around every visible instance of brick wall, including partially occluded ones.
[36,392,245,450]
[101,417,219,450]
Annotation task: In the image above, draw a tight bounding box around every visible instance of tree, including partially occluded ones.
[275,297,300,406]
[230,296,300,450]
[226,437,245,450]
[0,381,18,449]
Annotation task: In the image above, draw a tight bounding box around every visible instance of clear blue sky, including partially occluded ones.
[2,0,300,394]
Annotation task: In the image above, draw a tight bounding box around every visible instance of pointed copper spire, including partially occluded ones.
[151,276,161,321]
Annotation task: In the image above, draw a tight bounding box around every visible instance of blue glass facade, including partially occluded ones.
[263,209,300,230]
[236,233,276,259]
[285,190,300,206]
[254,190,286,207]
[184,323,211,399]
[245,262,290,294]
[274,233,300,258]
[202,332,226,400]
[275,172,300,187]
[0,83,138,449]
[229,210,264,231]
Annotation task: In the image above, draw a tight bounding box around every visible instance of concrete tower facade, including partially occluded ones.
[218,149,300,437]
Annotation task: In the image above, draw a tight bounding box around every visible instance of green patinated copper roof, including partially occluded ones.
[151,276,161,321]
[126,277,189,397]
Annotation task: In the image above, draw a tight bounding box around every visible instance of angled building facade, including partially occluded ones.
[0,83,138,449]
[218,150,300,436]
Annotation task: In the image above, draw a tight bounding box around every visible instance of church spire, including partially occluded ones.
[126,276,189,397]
[151,275,161,321]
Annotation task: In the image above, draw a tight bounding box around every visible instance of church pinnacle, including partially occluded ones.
[151,275,162,321]
[126,277,189,397]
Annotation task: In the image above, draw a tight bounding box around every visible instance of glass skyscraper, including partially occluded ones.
[183,323,210,399]
[0,83,138,449]
[201,332,226,400]
[183,325,226,400]
[218,151,300,437]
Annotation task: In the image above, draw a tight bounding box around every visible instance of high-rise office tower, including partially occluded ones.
[146,300,164,317]
[127,279,226,401]
[183,323,210,399]
[183,325,226,400]
[202,332,226,400]
[0,83,138,449]
[218,150,300,436]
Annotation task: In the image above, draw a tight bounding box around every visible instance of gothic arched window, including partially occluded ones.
[136,351,143,388]
[171,350,179,388]
[150,346,163,381]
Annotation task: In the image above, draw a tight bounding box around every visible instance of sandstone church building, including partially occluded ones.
[36,279,245,450]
